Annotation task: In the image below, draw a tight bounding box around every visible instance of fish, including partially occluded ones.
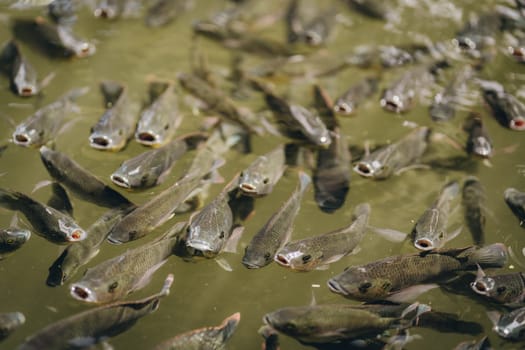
[345,0,391,20]
[135,80,182,147]
[453,12,501,55]
[471,265,525,306]
[70,223,183,303]
[93,0,142,19]
[462,177,486,245]
[0,188,86,244]
[275,203,369,271]
[453,336,491,350]
[429,64,475,122]
[299,8,336,47]
[111,132,207,189]
[411,180,461,251]
[12,87,88,147]
[34,16,95,58]
[0,40,39,97]
[313,127,351,213]
[145,0,188,27]
[487,307,525,340]
[264,91,332,147]
[479,80,525,131]
[152,312,240,350]
[327,243,508,302]
[258,325,280,350]
[46,182,73,217]
[0,312,25,341]
[238,144,286,197]
[285,0,303,44]
[18,274,173,349]
[0,225,30,259]
[353,126,430,179]
[47,205,135,287]
[504,187,525,227]
[242,171,311,269]
[89,80,138,151]
[333,77,378,115]
[39,146,133,208]
[263,302,429,345]
[47,0,79,25]
[463,113,493,158]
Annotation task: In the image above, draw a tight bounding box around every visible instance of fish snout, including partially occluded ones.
[274,254,291,267]
[510,117,525,131]
[414,238,435,251]
[239,183,257,194]
[13,132,32,146]
[354,162,375,177]
[327,278,347,295]
[89,135,112,149]
[68,229,86,242]
[70,284,96,302]
[333,101,354,115]
[94,7,116,19]
[110,174,131,189]
[136,131,159,145]
[380,95,404,113]
[18,85,37,97]
[470,280,490,295]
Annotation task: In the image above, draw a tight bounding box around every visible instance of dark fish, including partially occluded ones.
[152,312,240,350]
[411,180,460,251]
[479,80,525,131]
[471,266,525,306]
[47,205,135,286]
[70,223,183,304]
[259,325,280,350]
[504,188,525,227]
[145,0,187,27]
[111,133,207,189]
[353,126,430,179]
[89,80,138,151]
[0,226,30,260]
[0,312,25,341]
[345,0,391,20]
[328,243,508,302]
[462,177,486,245]
[463,113,493,158]
[453,336,491,350]
[0,188,86,244]
[18,274,173,350]
[333,77,378,115]
[34,16,95,57]
[12,87,88,147]
[39,146,132,208]
[46,182,73,217]
[487,307,525,340]
[135,80,182,147]
[242,171,310,269]
[0,40,39,97]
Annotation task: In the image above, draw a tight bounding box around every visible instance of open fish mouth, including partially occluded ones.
[239,183,257,194]
[327,279,348,295]
[70,284,97,303]
[354,162,374,177]
[241,259,262,269]
[13,133,31,146]
[381,98,404,113]
[89,135,113,149]
[510,117,525,131]
[94,7,117,19]
[18,85,37,97]
[414,238,435,251]
[470,280,490,295]
[110,174,131,188]
[333,102,354,115]
[186,240,216,256]
[136,131,159,145]
[274,254,291,267]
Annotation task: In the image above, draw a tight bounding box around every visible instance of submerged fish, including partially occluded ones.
[12,87,88,147]
[0,312,25,341]
[145,0,187,27]
[19,274,173,349]
[135,80,182,147]
[0,188,86,244]
[275,203,369,271]
[153,312,240,350]
[0,226,30,259]
[504,188,525,227]
[40,146,132,208]
[48,0,79,25]
[34,16,95,57]
[0,40,39,97]
[238,144,286,197]
[89,80,138,151]
[463,113,493,158]
[480,80,525,131]
[333,77,378,115]
[453,12,500,55]
[242,171,311,269]
[471,265,525,306]
[487,307,525,340]
[46,182,73,217]
[299,8,336,47]
[353,126,430,179]
[462,177,486,245]
[328,243,508,302]
[71,223,183,304]
[47,205,135,286]
[411,180,460,251]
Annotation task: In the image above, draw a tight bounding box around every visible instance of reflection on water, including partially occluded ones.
[0,0,524,349]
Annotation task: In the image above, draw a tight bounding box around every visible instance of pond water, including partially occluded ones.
[0,0,524,349]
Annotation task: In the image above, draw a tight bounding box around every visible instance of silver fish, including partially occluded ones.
[463,113,493,158]
[242,171,311,269]
[0,227,30,259]
[35,16,95,58]
[471,265,525,306]
[462,177,486,245]
[0,312,25,341]
[504,188,525,228]
[333,77,378,115]
[0,40,38,97]
[487,307,525,340]
[479,80,525,131]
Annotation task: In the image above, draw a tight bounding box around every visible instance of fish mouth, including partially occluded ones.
[381,98,403,113]
[13,133,31,146]
[110,174,131,189]
[327,279,348,295]
[68,229,86,242]
[239,183,257,194]
[510,46,525,61]
[107,235,124,245]
[470,280,490,295]
[510,118,525,131]
[136,131,159,145]
[89,135,113,149]
[414,238,435,251]
[274,254,291,267]
[75,43,95,58]
[304,31,322,46]
[186,240,216,256]
[94,7,116,19]
[354,162,374,177]
[18,85,36,97]
[70,284,97,302]
[333,102,354,115]
[241,259,262,269]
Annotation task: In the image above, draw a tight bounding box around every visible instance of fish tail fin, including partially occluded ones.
[219,312,241,342]
[397,302,432,329]
[297,170,312,194]
[465,243,508,268]
[0,188,25,211]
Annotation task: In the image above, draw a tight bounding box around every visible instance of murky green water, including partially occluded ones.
[0,0,524,349]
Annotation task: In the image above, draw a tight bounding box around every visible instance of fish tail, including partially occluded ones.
[0,188,25,211]
[297,171,312,194]
[465,243,508,268]
[220,312,241,342]
[352,203,371,220]
[397,302,432,329]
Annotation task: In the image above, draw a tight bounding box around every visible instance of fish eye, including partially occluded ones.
[108,281,118,292]
[219,231,225,239]
[263,178,269,184]
[263,252,271,261]
[496,286,507,294]
[358,282,372,294]
[302,254,311,263]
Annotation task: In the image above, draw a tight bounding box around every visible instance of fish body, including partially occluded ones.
[328,243,508,301]
[135,80,181,147]
[275,203,369,271]
[412,180,460,251]
[480,80,525,131]
[35,16,95,57]
[71,226,182,303]
[47,205,134,286]
[153,312,240,350]
[0,188,86,244]
[346,0,390,20]
[0,227,31,259]
[353,126,430,179]
[463,114,493,158]
[1,40,38,97]
[40,146,132,208]
[0,312,25,341]
[462,177,486,245]
[488,307,525,340]
[242,171,311,269]
[300,9,335,47]
[13,87,87,147]
[18,275,173,350]
[47,182,73,216]
[90,80,138,151]
[145,0,186,27]
[471,268,525,305]
[333,77,378,115]
[238,144,286,197]
[504,188,525,227]
[48,0,79,25]
[453,12,500,54]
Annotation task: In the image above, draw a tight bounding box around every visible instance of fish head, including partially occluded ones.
[93,3,118,19]
[110,171,133,189]
[89,129,126,151]
[413,235,441,251]
[72,40,96,58]
[470,136,493,158]
[274,246,323,271]
[238,171,271,197]
[333,100,356,115]
[13,69,38,97]
[12,125,42,147]
[184,223,222,258]
[135,129,164,147]
[470,275,496,296]
[380,90,412,113]
[353,160,387,178]
[0,228,31,250]
[452,36,477,51]
[264,307,318,338]
[242,246,273,269]
[510,117,525,131]
[58,219,86,242]
[328,268,393,301]
[509,45,525,63]
[303,30,323,47]
[70,278,121,303]
[494,309,525,340]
